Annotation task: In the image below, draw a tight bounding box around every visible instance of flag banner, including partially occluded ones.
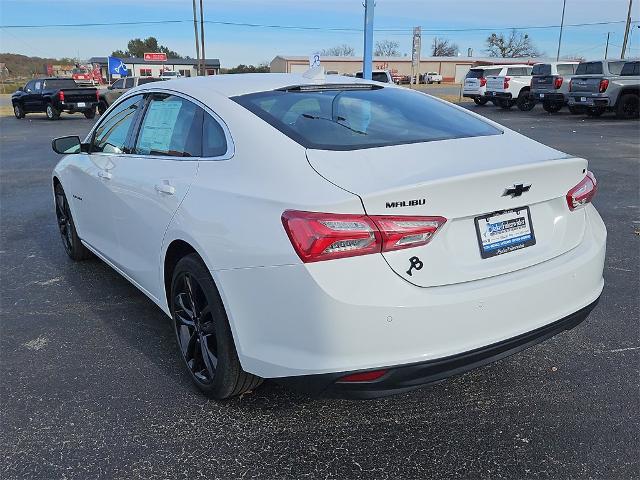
[108,57,128,75]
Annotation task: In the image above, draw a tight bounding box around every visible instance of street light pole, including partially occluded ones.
[556,0,567,61]
[605,32,611,59]
[199,0,206,75]
[192,0,201,76]
[362,0,375,80]
[621,0,633,59]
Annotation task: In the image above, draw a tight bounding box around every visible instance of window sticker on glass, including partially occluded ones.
[137,100,183,155]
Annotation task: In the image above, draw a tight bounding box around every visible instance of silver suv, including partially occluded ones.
[530,62,579,113]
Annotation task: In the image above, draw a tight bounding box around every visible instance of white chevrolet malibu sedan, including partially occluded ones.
[51,73,605,399]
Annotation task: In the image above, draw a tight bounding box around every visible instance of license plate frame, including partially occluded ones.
[580,97,587,102]
[77,102,86,108]
[474,207,536,259]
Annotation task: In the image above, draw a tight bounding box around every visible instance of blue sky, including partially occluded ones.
[1,0,638,66]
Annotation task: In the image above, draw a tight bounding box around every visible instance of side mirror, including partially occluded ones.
[107,85,113,90]
[52,136,84,154]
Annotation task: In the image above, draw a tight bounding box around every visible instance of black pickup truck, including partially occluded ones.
[12,78,99,120]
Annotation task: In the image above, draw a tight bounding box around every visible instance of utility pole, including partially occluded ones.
[362,0,375,80]
[192,0,201,76]
[556,0,567,60]
[605,32,611,59]
[621,0,633,59]
[199,0,206,75]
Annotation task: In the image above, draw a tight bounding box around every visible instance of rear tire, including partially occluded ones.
[83,108,96,119]
[473,97,489,106]
[499,99,515,109]
[170,254,263,399]
[46,103,60,120]
[516,91,535,111]
[542,101,563,113]
[586,107,606,117]
[54,183,92,261]
[13,103,25,119]
[615,93,639,119]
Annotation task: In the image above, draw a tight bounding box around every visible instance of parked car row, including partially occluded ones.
[463,59,640,119]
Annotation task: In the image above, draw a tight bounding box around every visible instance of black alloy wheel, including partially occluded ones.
[543,101,563,113]
[170,254,262,399]
[517,91,536,111]
[616,93,640,119]
[54,183,91,261]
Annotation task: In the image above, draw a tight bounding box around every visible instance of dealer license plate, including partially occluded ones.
[77,102,86,107]
[580,97,587,102]
[474,207,536,259]
[540,93,545,98]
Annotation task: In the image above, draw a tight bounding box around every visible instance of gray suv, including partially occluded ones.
[568,60,639,119]
[530,62,579,113]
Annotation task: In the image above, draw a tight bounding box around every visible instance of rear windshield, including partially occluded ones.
[532,64,551,76]
[44,79,78,89]
[621,61,640,76]
[575,62,603,75]
[355,72,390,83]
[233,86,502,151]
[466,68,501,79]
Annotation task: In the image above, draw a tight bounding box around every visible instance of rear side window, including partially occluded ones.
[233,86,501,151]
[92,94,144,154]
[465,69,484,79]
[557,64,577,75]
[621,61,640,76]
[532,64,551,76]
[576,62,603,75]
[202,114,228,157]
[608,61,626,75]
[135,95,202,157]
[139,77,162,85]
[371,72,390,83]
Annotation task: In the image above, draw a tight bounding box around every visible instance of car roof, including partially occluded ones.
[134,73,385,98]
[470,64,531,70]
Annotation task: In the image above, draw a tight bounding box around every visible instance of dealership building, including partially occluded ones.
[270,55,543,82]
[88,57,221,78]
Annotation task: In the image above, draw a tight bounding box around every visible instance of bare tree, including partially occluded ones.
[431,37,458,57]
[486,30,540,57]
[319,44,355,56]
[375,40,400,57]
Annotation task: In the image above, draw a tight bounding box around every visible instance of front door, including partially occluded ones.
[103,93,202,300]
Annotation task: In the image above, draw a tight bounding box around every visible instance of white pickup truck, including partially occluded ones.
[424,72,443,84]
[485,65,535,110]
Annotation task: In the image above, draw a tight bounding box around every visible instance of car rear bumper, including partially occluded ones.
[216,205,605,381]
[60,101,99,111]
[486,91,512,99]
[532,91,566,103]
[278,296,599,399]
[568,94,612,107]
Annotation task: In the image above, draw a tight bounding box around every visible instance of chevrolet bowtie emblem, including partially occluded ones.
[503,183,531,198]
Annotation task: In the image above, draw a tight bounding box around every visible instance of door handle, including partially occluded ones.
[97,170,112,180]
[155,182,176,195]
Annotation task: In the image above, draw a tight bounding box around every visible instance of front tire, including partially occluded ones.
[170,254,262,399]
[54,183,92,261]
[473,97,488,106]
[13,103,25,119]
[46,103,60,120]
[615,93,639,119]
[543,101,563,113]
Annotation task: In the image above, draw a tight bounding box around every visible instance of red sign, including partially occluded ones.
[144,52,167,62]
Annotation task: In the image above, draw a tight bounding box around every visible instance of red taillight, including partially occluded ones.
[281,210,446,263]
[339,369,388,383]
[566,171,597,211]
[480,77,486,87]
[503,77,510,89]
[58,90,64,102]
[554,76,563,89]
[599,79,609,93]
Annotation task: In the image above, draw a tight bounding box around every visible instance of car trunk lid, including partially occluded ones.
[306,132,588,287]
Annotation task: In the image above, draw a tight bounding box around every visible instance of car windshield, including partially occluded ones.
[45,79,78,89]
[233,85,502,151]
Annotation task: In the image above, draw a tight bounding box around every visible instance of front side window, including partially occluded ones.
[134,95,202,157]
[233,85,501,151]
[111,79,125,89]
[124,78,135,88]
[34,81,42,91]
[25,81,36,92]
[92,94,143,154]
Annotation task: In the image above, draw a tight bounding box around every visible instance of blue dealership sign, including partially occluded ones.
[108,56,128,75]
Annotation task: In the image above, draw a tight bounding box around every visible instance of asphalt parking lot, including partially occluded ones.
[1,106,638,479]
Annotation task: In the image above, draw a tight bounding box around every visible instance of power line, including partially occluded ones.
[0,19,637,33]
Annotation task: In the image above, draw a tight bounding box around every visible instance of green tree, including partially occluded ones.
[111,37,183,59]
[485,30,540,58]
[223,63,270,74]
[319,44,355,56]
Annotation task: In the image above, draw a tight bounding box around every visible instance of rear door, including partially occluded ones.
[102,92,201,299]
